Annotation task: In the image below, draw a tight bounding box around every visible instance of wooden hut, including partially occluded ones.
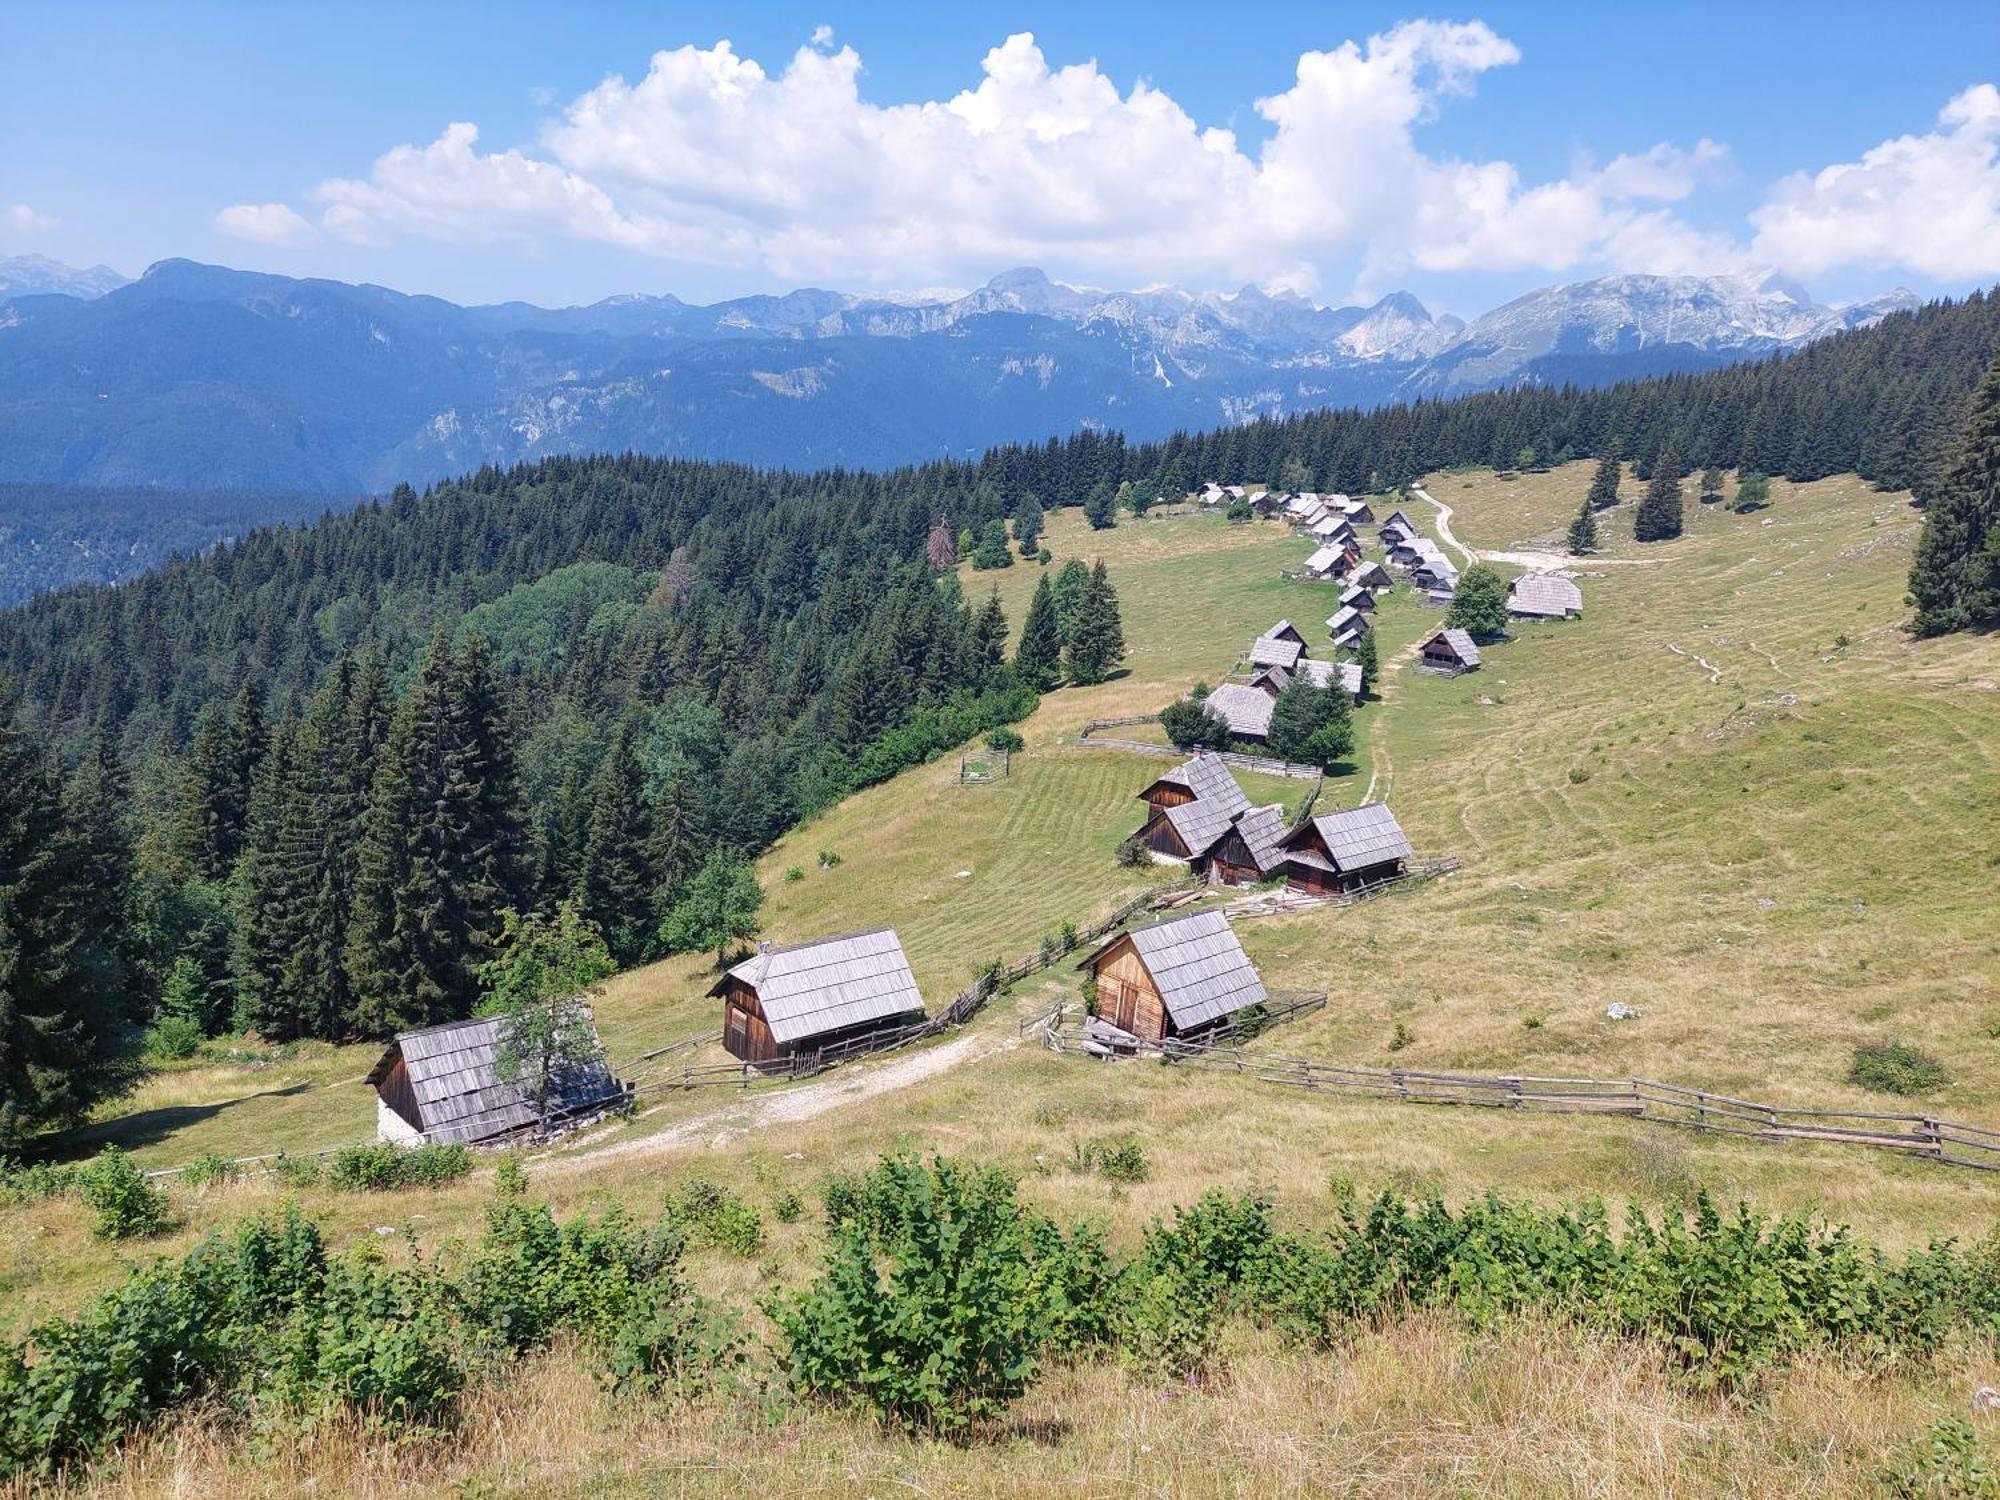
[1508,573,1584,619]
[1349,560,1392,591]
[1260,619,1309,649]
[1204,803,1293,886]
[1418,627,1481,674]
[365,1010,627,1146]
[1279,802,1414,896]
[1338,499,1376,524]
[1075,908,1269,1041]
[709,927,925,1064]
[1130,753,1251,865]
[1379,508,1416,538]
[1325,604,1367,648]
[1201,684,1276,742]
[1339,583,1377,614]
[1302,544,1349,580]
[1248,632,1305,671]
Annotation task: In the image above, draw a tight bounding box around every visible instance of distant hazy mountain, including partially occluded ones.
[0,257,1914,495]
[0,253,129,300]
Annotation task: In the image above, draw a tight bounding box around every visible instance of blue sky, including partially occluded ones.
[5,2,1999,314]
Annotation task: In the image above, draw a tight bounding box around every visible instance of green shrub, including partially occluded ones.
[603,1283,748,1401]
[817,850,842,869]
[1850,1042,1951,1096]
[181,1152,237,1188]
[326,1141,474,1192]
[1115,834,1149,868]
[783,865,805,883]
[1880,1416,2000,1498]
[145,1015,205,1061]
[1093,1137,1150,1183]
[79,1148,172,1240]
[985,727,1024,754]
[772,1189,803,1224]
[0,1160,82,1205]
[666,1177,764,1257]
[772,1156,1108,1434]
[269,1153,323,1187]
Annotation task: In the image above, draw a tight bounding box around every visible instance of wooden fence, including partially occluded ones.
[1075,716,1324,781]
[1041,1027,2000,1172]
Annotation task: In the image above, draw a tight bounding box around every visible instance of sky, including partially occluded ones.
[5,1,2000,316]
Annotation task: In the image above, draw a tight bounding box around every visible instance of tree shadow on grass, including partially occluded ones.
[48,1082,314,1160]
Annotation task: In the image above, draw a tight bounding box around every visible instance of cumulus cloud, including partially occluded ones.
[1750,85,2000,280]
[226,24,1991,294]
[6,204,60,232]
[214,201,318,245]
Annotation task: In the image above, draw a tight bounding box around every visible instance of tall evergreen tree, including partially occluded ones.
[174,681,266,880]
[1911,353,2000,636]
[1353,629,1380,696]
[1634,446,1686,542]
[1013,575,1063,691]
[969,589,1009,674]
[1012,494,1044,556]
[1082,483,1117,530]
[1567,497,1600,554]
[0,709,134,1151]
[1050,558,1091,642]
[1585,448,1623,510]
[575,715,660,967]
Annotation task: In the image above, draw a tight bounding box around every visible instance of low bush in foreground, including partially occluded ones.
[1850,1042,1952,1096]
[9,1154,2000,1478]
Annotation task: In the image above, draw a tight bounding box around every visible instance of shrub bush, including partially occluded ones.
[79,1148,172,1240]
[772,1188,803,1224]
[666,1177,764,1256]
[326,1142,474,1192]
[145,1015,205,1061]
[985,727,1024,754]
[1092,1137,1150,1183]
[1850,1042,1951,1096]
[181,1151,237,1188]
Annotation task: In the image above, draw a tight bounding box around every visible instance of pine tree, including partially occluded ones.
[969,589,1009,674]
[231,719,302,1035]
[0,710,134,1150]
[1567,497,1600,554]
[1013,574,1063,691]
[1267,676,1354,768]
[174,681,266,879]
[1634,446,1686,542]
[1354,629,1380,696]
[1050,558,1091,641]
[970,519,1013,571]
[924,517,958,570]
[1699,465,1726,504]
[575,715,660,967]
[1585,447,1623,510]
[1083,483,1117,530]
[1012,494,1044,556]
[1062,563,1124,686]
[1911,353,2000,636]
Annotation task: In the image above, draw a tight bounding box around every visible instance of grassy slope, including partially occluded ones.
[14,468,2000,1497]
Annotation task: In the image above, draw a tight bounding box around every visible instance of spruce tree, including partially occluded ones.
[1050,558,1091,642]
[1911,353,2000,636]
[1013,574,1063,691]
[1012,494,1044,557]
[1567,497,1600,554]
[1354,629,1380,696]
[0,710,134,1150]
[174,681,266,880]
[1585,448,1623,510]
[969,589,1009,674]
[1267,676,1353,768]
[1090,562,1125,667]
[576,715,660,967]
[1699,465,1726,504]
[1062,564,1124,686]
[1083,483,1117,530]
[1634,446,1686,542]
[231,719,302,1035]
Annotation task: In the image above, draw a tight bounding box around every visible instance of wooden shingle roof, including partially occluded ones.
[1232,804,1293,876]
[1203,684,1276,739]
[1297,658,1363,697]
[1259,620,1308,647]
[1303,544,1347,576]
[1145,752,1250,813]
[1509,573,1584,617]
[1297,802,1414,872]
[1248,636,1306,670]
[1429,626,1481,665]
[1162,795,1243,858]
[1079,908,1267,1031]
[365,1009,623,1147]
[709,927,924,1044]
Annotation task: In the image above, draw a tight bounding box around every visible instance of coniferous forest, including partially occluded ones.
[2,286,1997,1150]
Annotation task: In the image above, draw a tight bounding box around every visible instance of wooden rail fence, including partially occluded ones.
[1075,716,1325,781]
[1042,1028,2000,1172]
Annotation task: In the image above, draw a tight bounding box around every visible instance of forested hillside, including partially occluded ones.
[1,285,1995,1151]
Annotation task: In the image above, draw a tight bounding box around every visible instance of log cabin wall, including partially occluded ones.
[1089,937,1169,1040]
[721,979,783,1063]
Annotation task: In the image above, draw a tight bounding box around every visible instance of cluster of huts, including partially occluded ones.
[1127,748,1413,898]
[1201,620,1363,744]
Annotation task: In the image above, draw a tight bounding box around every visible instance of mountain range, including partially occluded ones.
[0,255,1915,496]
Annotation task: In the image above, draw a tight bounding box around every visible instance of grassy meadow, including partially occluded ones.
[10,463,2000,1497]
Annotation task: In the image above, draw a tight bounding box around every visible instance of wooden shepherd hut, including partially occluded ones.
[1279,802,1414,896]
[1508,572,1584,619]
[1076,908,1269,1042]
[1130,752,1251,864]
[710,927,925,1064]
[1203,803,1293,886]
[366,1010,627,1146]
[1418,626,1481,674]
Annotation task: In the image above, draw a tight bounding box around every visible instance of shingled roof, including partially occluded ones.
[708,927,924,1044]
[1259,620,1308,647]
[1295,658,1364,698]
[1426,626,1481,666]
[1078,908,1268,1032]
[1142,752,1250,814]
[1203,684,1276,739]
[1509,572,1584,617]
[1162,795,1243,858]
[1303,544,1347,576]
[1297,802,1413,873]
[1248,635,1305,670]
[365,1009,623,1147]
[1232,804,1293,876]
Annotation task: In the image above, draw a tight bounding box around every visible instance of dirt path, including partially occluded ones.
[1359,633,1428,804]
[1411,485,1661,571]
[539,1028,1010,1173]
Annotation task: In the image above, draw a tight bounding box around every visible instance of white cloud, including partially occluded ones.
[1750,85,2000,280]
[214,201,318,245]
[6,203,60,232]
[231,25,1774,293]
[810,24,833,49]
